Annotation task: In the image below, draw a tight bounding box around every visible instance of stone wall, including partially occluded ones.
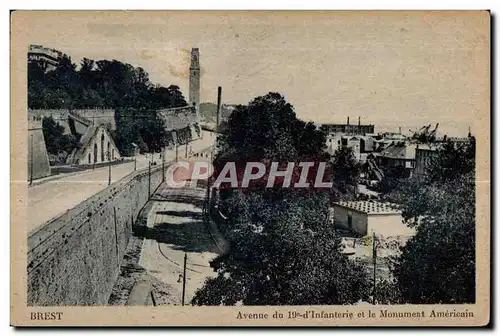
[28,109,116,134]
[27,164,166,306]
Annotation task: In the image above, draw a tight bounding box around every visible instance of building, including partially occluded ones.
[333,201,415,238]
[66,125,121,165]
[157,106,201,147]
[322,117,375,136]
[414,144,439,180]
[28,44,63,72]
[189,48,200,120]
[377,142,417,177]
[28,117,51,180]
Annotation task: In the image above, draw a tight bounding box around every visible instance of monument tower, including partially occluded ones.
[189,48,200,120]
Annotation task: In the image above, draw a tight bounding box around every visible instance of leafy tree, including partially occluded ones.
[42,116,78,156]
[192,93,370,306]
[28,52,190,154]
[192,190,370,305]
[199,102,218,122]
[388,141,476,304]
[331,146,359,196]
[216,92,329,164]
[426,139,475,184]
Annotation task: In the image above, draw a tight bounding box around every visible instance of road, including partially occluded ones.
[28,131,215,233]
[138,183,221,305]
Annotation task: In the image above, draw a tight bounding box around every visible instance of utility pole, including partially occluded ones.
[175,140,179,163]
[108,152,111,186]
[148,161,151,200]
[162,147,165,182]
[29,134,34,186]
[181,253,187,306]
[134,155,137,171]
[372,231,377,305]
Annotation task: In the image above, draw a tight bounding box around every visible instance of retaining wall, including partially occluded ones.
[27,164,165,306]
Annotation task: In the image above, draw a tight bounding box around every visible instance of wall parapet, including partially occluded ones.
[27,163,166,306]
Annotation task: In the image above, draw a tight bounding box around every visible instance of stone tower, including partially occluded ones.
[189,48,200,119]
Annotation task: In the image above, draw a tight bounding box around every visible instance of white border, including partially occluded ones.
[3,1,498,335]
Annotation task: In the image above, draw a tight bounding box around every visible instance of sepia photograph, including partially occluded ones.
[11,10,490,326]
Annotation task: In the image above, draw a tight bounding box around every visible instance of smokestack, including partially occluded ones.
[399,126,402,134]
[347,117,350,125]
[358,116,361,126]
[216,86,222,133]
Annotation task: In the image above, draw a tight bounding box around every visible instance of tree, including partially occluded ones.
[27,52,191,154]
[388,140,476,304]
[42,116,78,157]
[216,92,328,164]
[331,146,359,196]
[192,190,370,305]
[192,93,370,306]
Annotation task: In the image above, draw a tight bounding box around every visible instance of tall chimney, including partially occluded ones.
[358,116,361,126]
[347,117,350,125]
[399,126,402,134]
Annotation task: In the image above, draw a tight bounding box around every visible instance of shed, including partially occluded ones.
[332,201,415,238]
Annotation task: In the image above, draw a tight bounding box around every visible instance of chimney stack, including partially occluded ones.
[399,126,402,134]
[347,117,350,125]
[358,116,361,126]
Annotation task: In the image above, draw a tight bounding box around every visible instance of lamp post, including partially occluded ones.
[181,253,187,306]
[132,143,138,171]
[107,151,111,186]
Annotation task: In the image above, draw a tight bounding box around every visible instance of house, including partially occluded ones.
[335,135,376,163]
[414,144,439,180]
[157,106,201,147]
[377,142,417,177]
[333,201,415,238]
[66,125,121,165]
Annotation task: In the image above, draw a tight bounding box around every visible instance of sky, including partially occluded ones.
[19,11,489,137]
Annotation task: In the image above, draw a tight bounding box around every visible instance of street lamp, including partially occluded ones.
[131,143,138,171]
[107,150,111,186]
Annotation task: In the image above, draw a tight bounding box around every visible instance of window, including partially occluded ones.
[347,211,353,229]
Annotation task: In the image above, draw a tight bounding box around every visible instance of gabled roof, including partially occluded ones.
[380,142,417,160]
[67,125,120,164]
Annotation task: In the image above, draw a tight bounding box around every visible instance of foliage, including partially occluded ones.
[387,140,476,304]
[29,54,188,154]
[192,93,370,306]
[215,93,329,164]
[41,116,79,159]
[376,165,407,194]
[199,102,218,123]
[330,146,360,196]
[113,107,169,156]
[192,190,371,305]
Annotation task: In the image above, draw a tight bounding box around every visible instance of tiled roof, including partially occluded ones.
[334,201,401,215]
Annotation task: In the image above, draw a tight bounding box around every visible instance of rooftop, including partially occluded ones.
[334,201,402,215]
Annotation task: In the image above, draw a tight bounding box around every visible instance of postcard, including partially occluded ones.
[11,10,490,326]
